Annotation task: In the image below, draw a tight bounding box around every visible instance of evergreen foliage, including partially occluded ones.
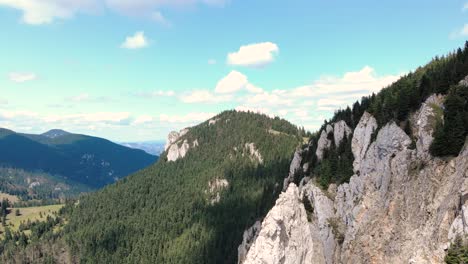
[445,236,468,264]
[62,111,301,263]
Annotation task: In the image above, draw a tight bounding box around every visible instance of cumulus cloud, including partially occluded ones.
[133,114,153,125]
[228,66,401,131]
[227,42,279,68]
[43,112,131,124]
[450,24,468,39]
[0,0,98,25]
[121,31,148,49]
[159,112,216,123]
[8,72,37,83]
[134,90,175,98]
[180,90,231,103]
[463,2,468,11]
[215,70,263,94]
[0,0,228,25]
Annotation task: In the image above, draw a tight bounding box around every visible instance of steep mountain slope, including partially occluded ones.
[0,129,156,188]
[240,45,468,263]
[64,111,302,263]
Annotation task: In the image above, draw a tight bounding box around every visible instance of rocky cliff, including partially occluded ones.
[239,94,468,264]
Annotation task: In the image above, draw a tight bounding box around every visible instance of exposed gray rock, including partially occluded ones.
[283,149,303,191]
[165,131,181,151]
[242,184,316,264]
[209,118,220,125]
[301,183,339,264]
[351,112,377,173]
[333,120,352,147]
[207,178,229,205]
[245,143,264,164]
[241,94,468,263]
[316,130,332,161]
[411,94,445,160]
[459,75,468,87]
[238,221,262,264]
[165,129,198,162]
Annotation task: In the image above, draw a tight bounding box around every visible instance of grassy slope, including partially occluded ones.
[0,204,63,236]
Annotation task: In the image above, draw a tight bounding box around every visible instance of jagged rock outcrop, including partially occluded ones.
[165,128,197,162]
[244,143,264,164]
[242,184,316,264]
[316,122,352,161]
[411,94,445,160]
[207,178,229,205]
[300,184,339,264]
[333,120,352,147]
[283,149,303,191]
[351,111,377,173]
[240,96,468,264]
[238,221,262,264]
[316,125,333,161]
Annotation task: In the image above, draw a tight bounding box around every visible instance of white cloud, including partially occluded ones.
[135,90,175,98]
[133,114,153,124]
[43,112,131,124]
[8,72,37,83]
[151,11,170,26]
[317,98,348,111]
[450,24,468,39]
[0,0,228,25]
[463,2,468,11]
[0,0,98,25]
[106,0,228,14]
[159,112,216,123]
[121,31,148,49]
[208,59,217,65]
[180,90,231,103]
[215,70,263,94]
[227,42,279,68]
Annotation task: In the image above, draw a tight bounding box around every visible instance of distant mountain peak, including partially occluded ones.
[41,129,70,139]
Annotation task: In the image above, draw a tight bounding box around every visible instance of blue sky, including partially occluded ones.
[0,0,467,141]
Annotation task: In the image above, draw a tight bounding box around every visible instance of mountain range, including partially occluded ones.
[0,128,157,189]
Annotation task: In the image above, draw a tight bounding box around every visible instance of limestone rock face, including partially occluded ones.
[207,178,229,205]
[283,149,303,191]
[165,131,181,151]
[316,130,331,161]
[351,112,377,173]
[240,93,468,263]
[411,94,445,160]
[242,184,315,264]
[316,122,352,161]
[333,120,352,147]
[238,221,262,264]
[301,183,339,264]
[165,128,198,162]
[245,143,264,164]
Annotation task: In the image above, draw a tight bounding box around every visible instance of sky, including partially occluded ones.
[0,0,467,141]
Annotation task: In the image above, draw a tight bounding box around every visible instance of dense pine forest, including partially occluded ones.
[63,111,302,263]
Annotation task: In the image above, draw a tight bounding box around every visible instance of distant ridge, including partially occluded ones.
[0,128,157,188]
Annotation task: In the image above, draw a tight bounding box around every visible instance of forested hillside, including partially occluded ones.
[304,42,468,189]
[0,129,156,188]
[63,111,302,263]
